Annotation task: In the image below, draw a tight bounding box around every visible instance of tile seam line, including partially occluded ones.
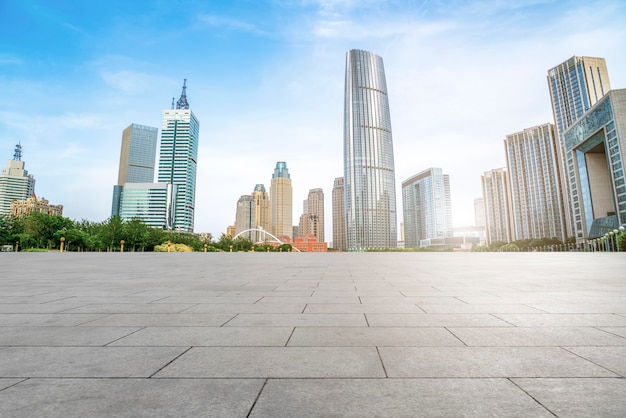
[245,378,269,418]
[507,378,558,417]
[560,346,623,376]
[148,346,193,379]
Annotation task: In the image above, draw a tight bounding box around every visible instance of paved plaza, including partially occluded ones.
[0,252,625,417]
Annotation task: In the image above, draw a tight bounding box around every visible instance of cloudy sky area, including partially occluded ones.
[1,0,625,239]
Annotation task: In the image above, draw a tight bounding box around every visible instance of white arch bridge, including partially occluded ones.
[232,228,301,252]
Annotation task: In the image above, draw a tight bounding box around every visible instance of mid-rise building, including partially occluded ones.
[331,177,346,251]
[10,193,62,217]
[157,79,200,232]
[401,168,452,248]
[235,194,255,241]
[112,123,158,217]
[116,183,177,229]
[563,88,626,239]
[270,162,293,240]
[481,168,513,245]
[301,188,324,241]
[0,144,35,215]
[504,123,567,241]
[252,184,271,242]
[343,49,397,250]
[548,56,611,237]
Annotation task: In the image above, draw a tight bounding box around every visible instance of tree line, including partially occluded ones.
[0,212,292,252]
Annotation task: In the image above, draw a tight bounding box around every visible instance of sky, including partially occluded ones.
[1,0,626,240]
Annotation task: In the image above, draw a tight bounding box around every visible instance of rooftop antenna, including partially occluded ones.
[13,143,22,161]
[176,78,189,110]
[171,97,175,109]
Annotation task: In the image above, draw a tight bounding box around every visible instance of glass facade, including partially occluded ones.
[504,123,566,241]
[343,49,397,250]
[0,150,35,215]
[117,183,177,229]
[158,109,199,232]
[564,90,626,238]
[401,168,452,248]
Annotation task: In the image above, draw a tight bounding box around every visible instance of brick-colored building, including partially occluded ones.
[291,234,328,252]
[10,193,63,217]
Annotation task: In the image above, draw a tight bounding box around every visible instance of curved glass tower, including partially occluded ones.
[343,49,397,250]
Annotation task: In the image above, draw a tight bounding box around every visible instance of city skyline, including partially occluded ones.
[1,1,626,237]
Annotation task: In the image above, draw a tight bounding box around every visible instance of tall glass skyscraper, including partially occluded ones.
[343,49,397,250]
[158,80,199,232]
[332,177,346,251]
[548,56,611,237]
[270,162,293,240]
[402,168,452,248]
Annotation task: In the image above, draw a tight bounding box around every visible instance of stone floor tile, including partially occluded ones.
[378,347,617,377]
[62,303,196,314]
[182,303,306,314]
[565,346,626,376]
[224,313,367,327]
[303,303,423,313]
[256,296,361,304]
[0,304,87,314]
[448,326,626,346]
[0,378,24,391]
[0,326,140,346]
[0,346,187,377]
[599,326,626,338]
[420,304,545,314]
[80,313,236,327]
[249,378,553,417]
[493,313,626,327]
[288,327,464,347]
[512,378,626,417]
[108,326,293,346]
[154,346,385,378]
[0,378,264,417]
[366,313,511,327]
[0,313,106,326]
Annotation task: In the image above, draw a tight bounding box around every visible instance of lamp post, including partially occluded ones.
[619,226,625,252]
[60,237,65,253]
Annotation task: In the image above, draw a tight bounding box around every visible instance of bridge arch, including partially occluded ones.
[232,228,300,252]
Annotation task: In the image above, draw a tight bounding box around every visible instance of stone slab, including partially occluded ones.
[182,303,307,314]
[288,327,464,347]
[0,347,187,377]
[249,378,553,417]
[493,313,626,327]
[565,346,626,376]
[108,326,293,346]
[419,304,545,314]
[154,346,385,378]
[62,303,196,314]
[0,313,106,326]
[0,378,264,418]
[224,313,367,327]
[448,326,626,346]
[512,378,626,417]
[0,326,141,346]
[303,303,423,313]
[366,313,511,327]
[80,313,236,327]
[378,347,617,377]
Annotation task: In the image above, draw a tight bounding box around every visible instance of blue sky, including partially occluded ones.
[1,0,626,239]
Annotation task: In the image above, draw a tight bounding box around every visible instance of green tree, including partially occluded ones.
[99,216,124,251]
[123,218,150,251]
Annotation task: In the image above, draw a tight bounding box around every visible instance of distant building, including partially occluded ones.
[252,184,271,242]
[235,194,255,241]
[504,123,567,241]
[112,124,158,217]
[563,88,626,239]
[0,144,35,215]
[548,56,611,237]
[298,213,320,241]
[226,224,236,238]
[292,234,328,252]
[331,177,346,250]
[10,193,62,217]
[158,80,199,232]
[270,162,293,240]
[402,168,452,248]
[344,49,397,250]
[304,188,324,242]
[481,168,513,245]
[474,197,485,227]
[116,183,176,229]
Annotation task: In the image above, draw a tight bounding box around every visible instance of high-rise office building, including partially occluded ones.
[252,184,270,242]
[235,194,255,241]
[343,49,397,250]
[504,123,566,241]
[401,168,452,248]
[332,177,346,251]
[270,162,292,240]
[303,188,324,242]
[157,79,200,232]
[563,89,626,239]
[112,123,158,217]
[117,183,177,229]
[548,56,611,237]
[481,168,513,245]
[0,144,35,215]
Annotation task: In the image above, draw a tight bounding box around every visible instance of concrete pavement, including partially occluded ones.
[0,252,625,417]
